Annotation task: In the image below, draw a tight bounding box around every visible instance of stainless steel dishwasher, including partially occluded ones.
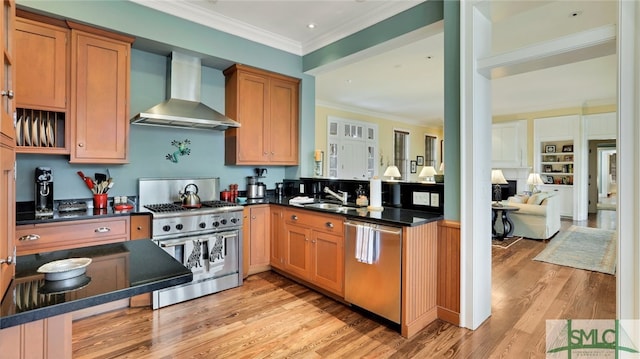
[344,220,402,323]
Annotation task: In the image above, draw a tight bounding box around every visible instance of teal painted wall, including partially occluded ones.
[15,1,314,201]
[17,50,290,201]
[443,0,460,221]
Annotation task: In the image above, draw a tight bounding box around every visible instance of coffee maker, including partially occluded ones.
[35,167,54,217]
[246,168,268,199]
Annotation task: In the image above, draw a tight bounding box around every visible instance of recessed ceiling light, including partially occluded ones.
[307,23,316,29]
[569,10,583,17]
[346,79,353,84]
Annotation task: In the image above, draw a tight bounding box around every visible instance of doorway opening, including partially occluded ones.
[588,140,616,213]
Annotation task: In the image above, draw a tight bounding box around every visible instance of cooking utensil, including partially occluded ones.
[77,171,95,193]
[95,173,107,183]
[103,180,114,194]
[180,183,201,207]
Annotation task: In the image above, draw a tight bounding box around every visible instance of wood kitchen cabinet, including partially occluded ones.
[16,216,130,256]
[242,204,271,277]
[224,64,299,165]
[0,313,72,359]
[14,11,69,154]
[269,206,285,270]
[15,13,68,112]
[129,213,152,307]
[0,0,16,303]
[69,21,133,164]
[281,208,344,296]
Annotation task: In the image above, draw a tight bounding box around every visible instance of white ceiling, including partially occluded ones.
[133,0,617,127]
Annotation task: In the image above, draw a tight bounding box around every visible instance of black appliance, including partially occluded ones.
[35,167,54,217]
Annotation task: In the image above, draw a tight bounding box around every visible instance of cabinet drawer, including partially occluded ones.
[284,209,343,234]
[16,217,130,255]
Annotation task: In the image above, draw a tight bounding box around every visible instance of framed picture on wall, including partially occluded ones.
[410,160,417,173]
[416,156,424,166]
[562,145,573,152]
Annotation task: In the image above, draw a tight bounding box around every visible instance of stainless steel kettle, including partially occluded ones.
[180,183,201,207]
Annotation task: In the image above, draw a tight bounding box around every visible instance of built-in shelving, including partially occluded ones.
[540,140,574,185]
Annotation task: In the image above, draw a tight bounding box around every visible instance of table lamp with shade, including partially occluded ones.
[419,166,437,183]
[383,165,402,181]
[491,169,508,205]
[527,173,544,193]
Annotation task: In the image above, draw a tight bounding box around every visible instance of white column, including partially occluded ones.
[617,0,640,320]
[459,0,492,330]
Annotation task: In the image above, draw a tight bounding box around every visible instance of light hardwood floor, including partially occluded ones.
[72,212,616,358]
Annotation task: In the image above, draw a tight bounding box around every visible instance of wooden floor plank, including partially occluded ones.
[72,212,616,358]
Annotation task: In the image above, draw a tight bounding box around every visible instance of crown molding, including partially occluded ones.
[130,0,422,56]
[130,0,303,55]
[301,1,424,54]
[316,100,443,128]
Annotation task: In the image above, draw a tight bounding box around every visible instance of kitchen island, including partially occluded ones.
[0,239,192,358]
[256,197,447,338]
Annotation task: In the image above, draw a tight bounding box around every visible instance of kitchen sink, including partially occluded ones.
[304,202,344,211]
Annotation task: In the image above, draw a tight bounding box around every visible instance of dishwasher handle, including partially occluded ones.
[344,221,402,235]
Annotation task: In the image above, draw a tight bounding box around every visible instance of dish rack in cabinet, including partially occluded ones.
[15,108,68,154]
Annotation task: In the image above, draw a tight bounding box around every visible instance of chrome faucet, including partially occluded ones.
[323,186,348,204]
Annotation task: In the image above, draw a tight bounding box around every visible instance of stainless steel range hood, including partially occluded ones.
[131,52,240,131]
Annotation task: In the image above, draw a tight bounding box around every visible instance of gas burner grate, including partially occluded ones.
[144,203,188,213]
[201,200,239,208]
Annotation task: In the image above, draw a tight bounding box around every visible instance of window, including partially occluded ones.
[394,130,409,180]
[424,135,437,167]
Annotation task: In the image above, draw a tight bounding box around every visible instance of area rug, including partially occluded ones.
[533,225,616,275]
[492,236,522,249]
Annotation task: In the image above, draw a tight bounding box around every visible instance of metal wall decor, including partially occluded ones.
[166,139,191,163]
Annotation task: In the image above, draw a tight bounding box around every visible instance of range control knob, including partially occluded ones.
[199,222,206,229]
[162,225,171,232]
[176,224,183,230]
[213,221,220,227]
[230,217,238,224]
[221,219,227,225]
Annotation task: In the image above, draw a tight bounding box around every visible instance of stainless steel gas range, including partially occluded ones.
[138,177,243,309]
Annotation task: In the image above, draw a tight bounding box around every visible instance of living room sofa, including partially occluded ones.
[494,192,561,240]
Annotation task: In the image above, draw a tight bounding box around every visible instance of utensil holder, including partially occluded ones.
[93,193,108,209]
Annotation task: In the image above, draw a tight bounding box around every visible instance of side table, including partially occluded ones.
[491,204,520,240]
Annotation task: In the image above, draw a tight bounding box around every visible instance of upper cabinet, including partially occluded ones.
[14,11,68,154]
[491,120,527,168]
[15,15,67,111]
[68,22,132,163]
[224,64,300,165]
[14,11,133,163]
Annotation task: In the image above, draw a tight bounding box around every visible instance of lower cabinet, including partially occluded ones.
[280,208,344,297]
[0,314,72,359]
[16,216,130,256]
[243,205,271,277]
[129,213,152,307]
[270,206,285,270]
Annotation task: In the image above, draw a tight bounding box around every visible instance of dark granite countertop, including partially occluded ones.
[0,239,192,329]
[16,200,140,226]
[254,196,443,227]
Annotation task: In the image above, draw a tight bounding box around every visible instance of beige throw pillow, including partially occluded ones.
[527,191,554,205]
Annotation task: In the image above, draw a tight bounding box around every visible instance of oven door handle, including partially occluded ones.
[158,238,192,248]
